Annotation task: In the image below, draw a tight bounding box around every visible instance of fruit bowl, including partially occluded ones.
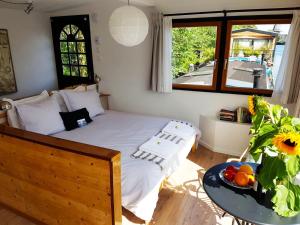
[219,164,256,190]
[219,169,253,190]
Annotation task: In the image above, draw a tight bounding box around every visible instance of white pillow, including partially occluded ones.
[51,91,68,112]
[2,90,49,129]
[60,89,104,117]
[16,97,65,135]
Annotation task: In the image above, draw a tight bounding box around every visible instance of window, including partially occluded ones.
[172,22,222,91]
[222,19,291,95]
[51,15,94,88]
[59,24,88,77]
[172,15,292,95]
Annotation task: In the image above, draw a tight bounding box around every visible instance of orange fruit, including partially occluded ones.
[239,164,254,175]
[235,172,249,187]
[248,175,255,186]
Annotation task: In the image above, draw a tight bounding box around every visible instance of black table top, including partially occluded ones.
[203,162,300,225]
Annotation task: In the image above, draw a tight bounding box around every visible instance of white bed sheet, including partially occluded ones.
[52,110,196,221]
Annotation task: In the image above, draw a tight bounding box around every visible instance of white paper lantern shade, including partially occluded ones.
[109,5,149,47]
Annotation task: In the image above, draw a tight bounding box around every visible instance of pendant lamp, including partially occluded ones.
[109,0,149,47]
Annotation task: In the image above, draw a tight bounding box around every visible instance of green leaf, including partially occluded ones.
[251,148,263,162]
[272,185,299,217]
[249,130,277,155]
[251,113,264,131]
[289,182,300,211]
[286,155,300,178]
[258,123,276,136]
[272,183,300,217]
[258,156,287,190]
[272,105,283,123]
[292,118,300,126]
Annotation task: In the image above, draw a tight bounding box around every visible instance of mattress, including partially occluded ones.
[52,110,197,221]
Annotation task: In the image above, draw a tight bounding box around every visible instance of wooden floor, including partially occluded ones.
[0,146,237,225]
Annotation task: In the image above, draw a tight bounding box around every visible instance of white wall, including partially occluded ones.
[49,0,254,154]
[0,8,57,99]
[49,1,250,154]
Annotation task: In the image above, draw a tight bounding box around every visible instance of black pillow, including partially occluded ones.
[59,108,92,131]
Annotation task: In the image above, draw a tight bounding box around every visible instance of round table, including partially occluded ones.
[203,162,300,225]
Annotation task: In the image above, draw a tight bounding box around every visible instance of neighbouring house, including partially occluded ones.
[231,28,278,58]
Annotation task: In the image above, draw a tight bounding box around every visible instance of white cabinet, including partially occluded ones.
[199,115,251,156]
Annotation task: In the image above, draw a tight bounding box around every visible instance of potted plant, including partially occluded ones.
[248,96,300,217]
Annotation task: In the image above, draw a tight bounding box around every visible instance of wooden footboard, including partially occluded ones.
[0,125,122,225]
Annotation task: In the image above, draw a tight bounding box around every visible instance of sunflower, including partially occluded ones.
[248,96,256,115]
[273,132,300,155]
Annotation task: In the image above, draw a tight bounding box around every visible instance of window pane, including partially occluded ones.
[60,42,68,53]
[77,42,86,53]
[63,66,70,76]
[79,66,88,77]
[68,42,76,53]
[172,26,218,87]
[224,23,291,90]
[71,66,79,76]
[61,54,69,64]
[75,30,84,40]
[78,54,87,65]
[70,25,79,35]
[69,54,78,65]
[63,25,71,35]
[60,31,67,40]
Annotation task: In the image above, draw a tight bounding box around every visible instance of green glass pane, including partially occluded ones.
[78,54,87,65]
[69,54,78,65]
[79,66,88,77]
[60,42,68,53]
[68,42,76,53]
[63,66,70,76]
[75,30,84,40]
[71,66,79,76]
[61,54,69,64]
[77,42,86,53]
[63,25,71,35]
[71,25,79,35]
[60,31,67,40]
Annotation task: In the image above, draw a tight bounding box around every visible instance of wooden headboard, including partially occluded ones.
[0,125,122,225]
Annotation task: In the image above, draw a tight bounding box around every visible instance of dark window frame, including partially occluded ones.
[51,15,94,89]
[172,14,293,96]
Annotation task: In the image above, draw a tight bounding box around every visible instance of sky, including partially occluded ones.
[256,24,291,34]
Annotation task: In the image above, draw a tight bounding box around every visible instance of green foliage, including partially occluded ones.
[232,25,257,31]
[231,44,273,58]
[272,184,300,217]
[258,155,287,190]
[249,96,300,217]
[172,27,217,78]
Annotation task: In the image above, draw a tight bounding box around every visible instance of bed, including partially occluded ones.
[0,89,199,225]
[52,110,197,221]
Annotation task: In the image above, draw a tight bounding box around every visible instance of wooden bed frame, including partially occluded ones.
[0,124,122,225]
[0,89,198,224]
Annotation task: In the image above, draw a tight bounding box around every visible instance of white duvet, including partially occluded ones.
[52,110,197,221]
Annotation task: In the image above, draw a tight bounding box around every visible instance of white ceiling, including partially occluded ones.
[153,0,300,14]
[0,0,97,12]
[0,0,299,13]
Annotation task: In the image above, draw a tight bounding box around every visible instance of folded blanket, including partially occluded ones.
[162,120,198,140]
[131,132,185,170]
